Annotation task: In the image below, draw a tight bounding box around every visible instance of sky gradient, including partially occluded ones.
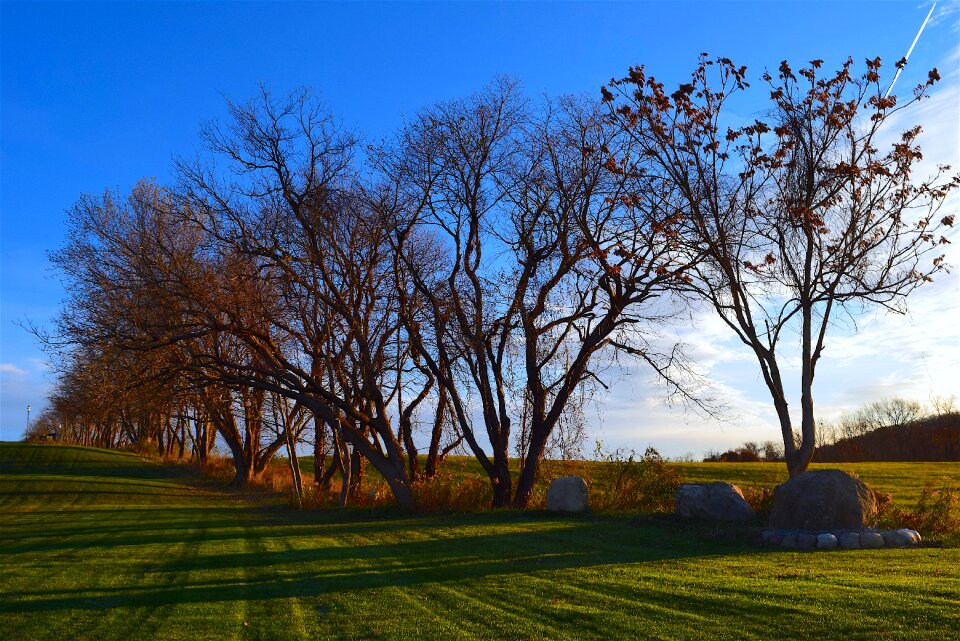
[2,1,958,453]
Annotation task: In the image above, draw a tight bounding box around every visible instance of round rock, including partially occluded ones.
[769,470,877,531]
[838,532,861,550]
[546,476,589,513]
[860,531,885,549]
[882,530,911,547]
[674,482,756,521]
[816,533,838,550]
[761,530,784,546]
[797,533,817,550]
[897,528,921,545]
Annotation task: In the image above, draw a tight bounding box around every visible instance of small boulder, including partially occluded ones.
[882,530,911,547]
[860,531,885,549]
[797,533,817,550]
[546,476,589,513]
[769,470,877,531]
[816,533,838,550]
[838,532,861,550]
[897,528,921,545]
[675,482,756,521]
[780,532,798,548]
[761,530,784,546]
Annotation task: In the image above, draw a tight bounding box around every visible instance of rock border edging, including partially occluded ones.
[760,527,922,550]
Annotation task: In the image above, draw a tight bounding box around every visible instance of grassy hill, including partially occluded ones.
[814,414,960,462]
[2,442,959,640]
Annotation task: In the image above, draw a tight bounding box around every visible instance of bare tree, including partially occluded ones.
[173,88,435,509]
[383,82,702,507]
[605,55,957,477]
[264,392,310,507]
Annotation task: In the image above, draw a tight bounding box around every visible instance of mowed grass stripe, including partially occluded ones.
[1,442,958,640]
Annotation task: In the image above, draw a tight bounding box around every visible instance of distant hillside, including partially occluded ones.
[813,413,960,462]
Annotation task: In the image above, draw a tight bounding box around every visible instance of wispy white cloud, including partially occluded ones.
[27,358,52,372]
[924,1,959,32]
[0,363,27,376]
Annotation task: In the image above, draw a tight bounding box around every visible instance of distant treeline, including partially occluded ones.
[814,414,960,462]
[706,397,959,463]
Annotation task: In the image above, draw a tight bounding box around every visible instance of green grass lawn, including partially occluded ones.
[2,443,959,640]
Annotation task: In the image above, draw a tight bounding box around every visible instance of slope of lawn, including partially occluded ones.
[2,442,959,641]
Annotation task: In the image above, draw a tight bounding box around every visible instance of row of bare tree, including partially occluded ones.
[34,56,956,509]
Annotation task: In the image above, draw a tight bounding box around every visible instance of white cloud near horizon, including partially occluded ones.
[0,363,27,376]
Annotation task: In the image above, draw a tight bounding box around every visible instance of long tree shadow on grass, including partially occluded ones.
[1,504,598,554]
[1,442,774,616]
[2,511,770,615]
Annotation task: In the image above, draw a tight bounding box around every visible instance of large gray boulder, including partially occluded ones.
[546,476,589,512]
[675,482,755,521]
[769,470,877,531]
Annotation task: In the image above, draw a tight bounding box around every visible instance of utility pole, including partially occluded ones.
[27,404,32,432]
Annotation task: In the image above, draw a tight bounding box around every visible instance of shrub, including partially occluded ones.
[590,445,682,513]
[876,479,960,537]
[739,485,774,517]
[199,456,302,496]
[292,483,336,510]
[198,455,235,482]
[412,470,492,513]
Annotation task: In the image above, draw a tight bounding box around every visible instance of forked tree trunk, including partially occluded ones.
[512,426,550,508]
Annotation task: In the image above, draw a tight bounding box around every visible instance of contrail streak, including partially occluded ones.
[885,2,938,98]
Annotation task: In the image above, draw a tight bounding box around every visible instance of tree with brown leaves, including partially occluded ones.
[605,55,957,477]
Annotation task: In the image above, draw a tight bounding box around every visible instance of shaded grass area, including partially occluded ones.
[2,443,959,640]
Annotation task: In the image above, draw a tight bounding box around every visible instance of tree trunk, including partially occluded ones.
[333,430,351,507]
[490,449,513,509]
[284,427,304,509]
[229,452,253,487]
[177,419,186,459]
[513,426,549,508]
[313,414,326,484]
[401,415,420,483]
[214,417,256,487]
[349,446,364,501]
[791,303,817,478]
[425,387,446,478]
[317,458,339,495]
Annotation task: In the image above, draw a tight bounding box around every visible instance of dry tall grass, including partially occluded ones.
[877,478,960,537]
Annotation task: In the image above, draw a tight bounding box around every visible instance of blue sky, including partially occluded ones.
[2,1,958,451]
